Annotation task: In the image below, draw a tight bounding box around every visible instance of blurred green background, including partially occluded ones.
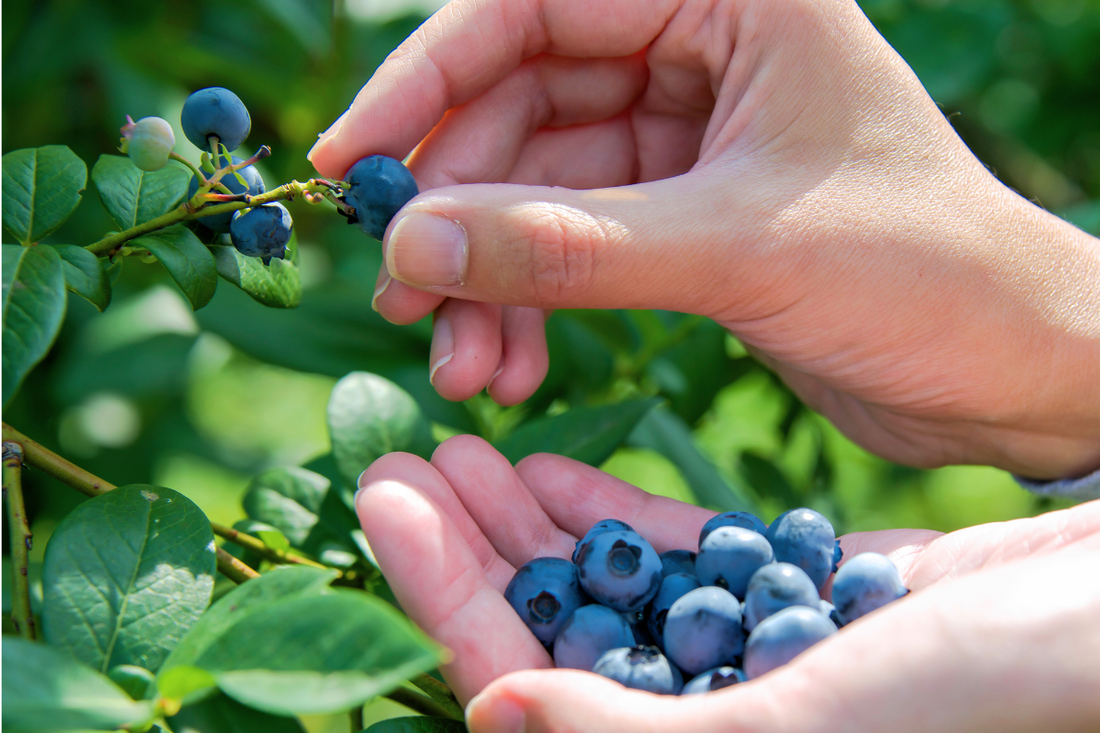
[3,0,1097,670]
[3,0,1096,728]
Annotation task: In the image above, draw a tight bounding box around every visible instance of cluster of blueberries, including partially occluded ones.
[121,87,420,265]
[505,510,909,695]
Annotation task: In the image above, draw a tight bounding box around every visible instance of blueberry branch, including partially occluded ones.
[2,441,36,641]
[210,521,338,573]
[383,685,462,720]
[1,422,259,584]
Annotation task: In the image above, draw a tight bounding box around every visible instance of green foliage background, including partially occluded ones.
[2,5,1096,726]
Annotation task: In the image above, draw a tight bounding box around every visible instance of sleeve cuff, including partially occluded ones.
[1015,465,1100,501]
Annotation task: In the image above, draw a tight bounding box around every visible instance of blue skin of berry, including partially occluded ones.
[662,586,744,676]
[659,549,697,577]
[833,539,844,572]
[187,157,265,233]
[645,572,701,646]
[743,606,837,680]
[181,87,251,152]
[699,511,768,547]
[696,526,775,600]
[592,646,684,695]
[552,605,636,671]
[681,666,745,694]
[742,562,820,632]
[765,508,837,590]
[504,557,585,646]
[344,155,419,240]
[831,552,909,626]
[576,529,662,613]
[572,519,634,563]
[230,203,292,265]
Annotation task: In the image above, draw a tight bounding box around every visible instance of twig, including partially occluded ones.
[210,522,334,573]
[1,422,259,585]
[383,685,458,720]
[3,442,36,640]
[350,705,364,732]
[410,673,464,720]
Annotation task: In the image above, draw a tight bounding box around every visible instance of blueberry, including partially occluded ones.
[658,549,697,577]
[696,526,775,599]
[592,646,683,695]
[576,529,662,613]
[743,606,837,680]
[552,605,635,671]
[645,572,701,646]
[120,116,175,172]
[230,203,293,265]
[504,557,585,647]
[765,508,837,590]
[742,562,820,633]
[344,155,419,240]
[681,666,745,695]
[699,511,768,547]
[833,539,844,573]
[831,552,908,626]
[187,157,266,233]
[181,87,251,152]
[662,586,744,677]
[572,519,634,563]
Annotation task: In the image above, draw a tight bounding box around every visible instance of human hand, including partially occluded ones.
[355,435,1100,733]
[311,0,1100,480]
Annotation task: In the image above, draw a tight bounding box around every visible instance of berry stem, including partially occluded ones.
[383,686,461,720]
[169,152,208,185]
[2,441,36,641]
[209,521,337,574]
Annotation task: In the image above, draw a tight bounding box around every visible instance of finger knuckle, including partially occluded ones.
[509,203,607,307]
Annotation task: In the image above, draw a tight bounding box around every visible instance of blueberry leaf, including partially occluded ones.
[1,145,87,245]
[2,243,67,407]
[493,397,662,466]
[210,236,301,309]
[327,372,436,489]
[365,718,469,733]
[41,485,217,674]
[2,637,158,733]
[132,224,218,310]
[50,244,110,311]
[168,692,306,733]
[91,155,190,230]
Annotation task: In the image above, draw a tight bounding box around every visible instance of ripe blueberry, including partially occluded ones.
[658,549,697,577]
[576,529,662,613]
[831,552,908,626]
[181,87,251,152]
[552,605,635,671]
[645,572,701,646]
[344,155,419,240]
[504,557,585,646]
[662,586,744,676]
[743,606,837,680]
[699,511,768,547]
[695,525,775,599]
[681,666,745,694]
[229,203,293,265]
[187,157,266,233]
[765,508,837,590]
[742,562,820,632]
[592,645,684,695]
[573,519,634,563]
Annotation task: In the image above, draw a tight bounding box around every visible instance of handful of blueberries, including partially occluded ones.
[505,509,909,695]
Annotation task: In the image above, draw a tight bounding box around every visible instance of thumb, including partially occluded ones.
[382,174,767,318]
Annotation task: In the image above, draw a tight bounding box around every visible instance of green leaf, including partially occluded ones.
[41,485,217,674]
[628,406,758,513]
[1,145,87,245]
[157,665,218,705]
[50,243,110,311]
[2,637,157,732]
[168,692,306,733]
[327,372,436,489]
[364,718,468,733]
[210,242,301,308]
[2,243,67,406]
[133,224,217,310]
[197,590,445,716]
[91,154,190,230]
[494,397,661,466]
[107,664,156,701]
[162,566,338,672]
[242,467,330,546]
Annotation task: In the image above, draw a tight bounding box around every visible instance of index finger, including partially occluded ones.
[307,0,680,178]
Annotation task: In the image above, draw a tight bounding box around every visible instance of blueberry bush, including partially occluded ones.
[2,1,1097,731]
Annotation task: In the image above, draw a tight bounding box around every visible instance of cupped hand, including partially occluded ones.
[311,0,1100,480]
[355,435,1100,733]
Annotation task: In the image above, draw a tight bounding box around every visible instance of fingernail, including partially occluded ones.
[466,692,525,733]
[429,315,455,386]
[387,212,468,287]
[306,111,347,162]
[371,274,392,312]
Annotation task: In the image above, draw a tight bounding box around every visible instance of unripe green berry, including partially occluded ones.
[120,116,175,171]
